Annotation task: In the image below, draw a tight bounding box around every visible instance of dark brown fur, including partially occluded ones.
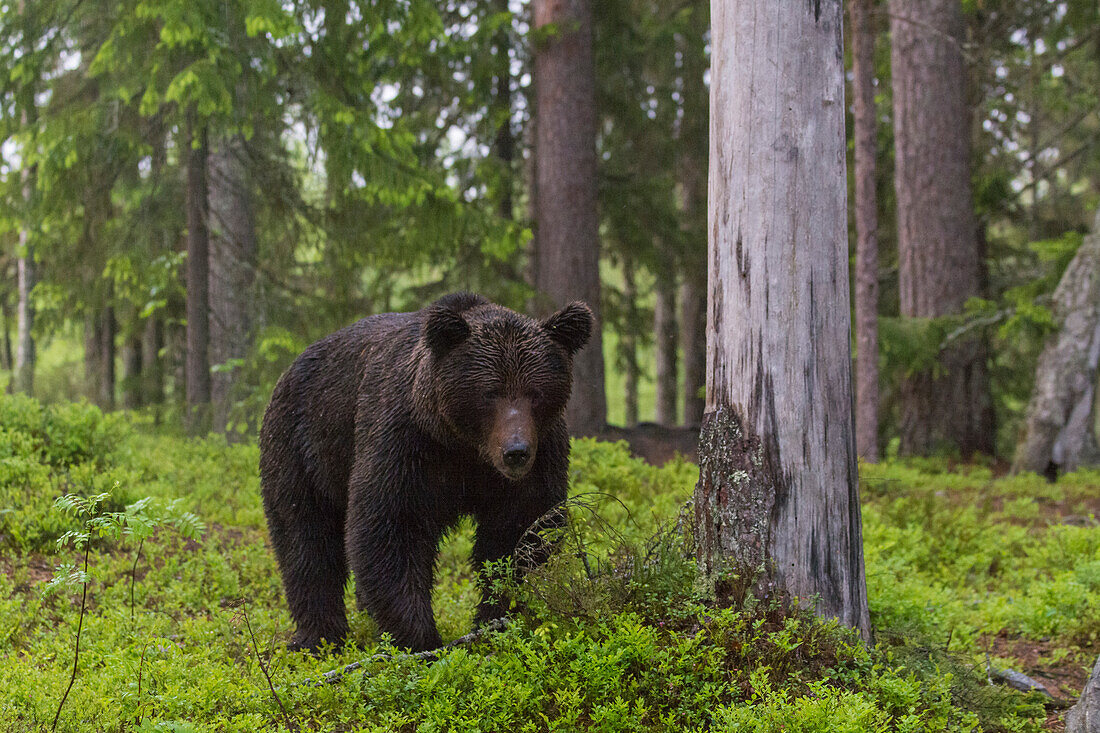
[259,293,592,652]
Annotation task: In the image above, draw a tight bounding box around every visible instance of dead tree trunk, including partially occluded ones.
[532,0,606,437]
[185,111,212,433]
[1013,209,1100,477]
[208,135,257,434]
[694,0,870,641]
[889,0,994,456]
[849,0,880,462]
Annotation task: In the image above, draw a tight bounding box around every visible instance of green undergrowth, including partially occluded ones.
[0,394,1094,731]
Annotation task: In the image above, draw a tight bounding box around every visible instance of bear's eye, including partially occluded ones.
[528,388,544,404]
[486,387,504,400]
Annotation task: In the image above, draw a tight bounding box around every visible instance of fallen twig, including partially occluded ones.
[297,618,510,688]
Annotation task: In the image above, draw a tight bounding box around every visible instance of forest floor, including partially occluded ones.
[0,395,1096,731]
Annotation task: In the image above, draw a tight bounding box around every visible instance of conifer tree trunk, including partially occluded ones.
[1,302,12,372]
[622,254,640,427]
[121,313,143,410]
[492,0,515,221]
[83,307,115,409]
[889,0,994,456]
[694,0,870,640]
[185,112,212,433]
[654,268,678,425]
[208,136,257,434]
[680,277,705,424]
[532,0,606,436]
[850,0,879,462]
[142,316,164,408]
[678,3,709,427]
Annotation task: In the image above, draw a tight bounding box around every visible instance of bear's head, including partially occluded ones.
[418,293,593,481]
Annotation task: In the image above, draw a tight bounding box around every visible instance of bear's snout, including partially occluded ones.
[503,440,531,469]
[490,399,537,480]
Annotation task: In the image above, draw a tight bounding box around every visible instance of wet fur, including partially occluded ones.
[259,293,591,651]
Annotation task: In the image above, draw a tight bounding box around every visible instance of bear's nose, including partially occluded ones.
[503,442,531,469]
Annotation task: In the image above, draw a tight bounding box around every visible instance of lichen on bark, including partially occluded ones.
[693,404,785,597]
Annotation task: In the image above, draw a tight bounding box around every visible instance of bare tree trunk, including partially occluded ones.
[142,316,164,408]
[532,0,606,437]
[654,267,678,425]
[850,0,879,462]
[121,313,143,410]
[890,0,994,456]
[0,302,12,372]
[680,277,705,424]
[694,0,870,641]
[13,2,35,397]
[208,135,257,434]
[14,138,35,396]
[185,111,211,433]
[677,1,709,428]
[622,255,640,427]
[100,307,115,409]
[492,0,515,221]
[1013,209,1100,477]
[83,308,114,409]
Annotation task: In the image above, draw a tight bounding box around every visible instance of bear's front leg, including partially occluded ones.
[345,476,444,652]
[472,494,567,625]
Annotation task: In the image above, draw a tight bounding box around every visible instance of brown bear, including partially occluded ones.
[259,292,593,652]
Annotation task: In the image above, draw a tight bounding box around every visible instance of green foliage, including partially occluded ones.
[0,395,1088,730]
[863,460,1100,650]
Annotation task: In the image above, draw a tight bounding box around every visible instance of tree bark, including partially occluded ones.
[83,307,116,409]
[0,302,12,372]
[492,0,515,221]
[693,0,870,641]
[1013,209,1100,477]
[141,316,164,408]
[849,0,879,462]
[14,241,34,396]
[654,268,678,425]
[14,127,35,396]
[889,0,994,456]
[185,111,212,433]
[532,0,606,437]
[13,1,35,397]
[680,277,705,425]
[677,1,709,428]
[208,135,257,434]
[621,254,640,427]
[121,314,143,410]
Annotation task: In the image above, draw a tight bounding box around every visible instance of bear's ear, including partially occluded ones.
[424,305,471,358]
[541,302,594,355]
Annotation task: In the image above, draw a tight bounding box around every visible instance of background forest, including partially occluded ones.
[1,0,1100,731]
[1,0,1098,462]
